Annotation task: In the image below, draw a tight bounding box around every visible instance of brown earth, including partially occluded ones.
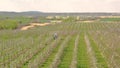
[20,23,50,30]
[82,21,94,23]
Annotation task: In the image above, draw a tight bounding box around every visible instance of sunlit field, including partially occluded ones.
[0,16,120,68]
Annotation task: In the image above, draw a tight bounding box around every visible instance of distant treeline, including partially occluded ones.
[0,11,120,17]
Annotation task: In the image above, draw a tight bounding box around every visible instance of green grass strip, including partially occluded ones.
[77,33,90,68]
[40,39,62,68]
[58,35,76,68]
[88,34,108,68]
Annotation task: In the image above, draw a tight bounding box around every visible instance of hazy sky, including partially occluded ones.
[0,0,120,12]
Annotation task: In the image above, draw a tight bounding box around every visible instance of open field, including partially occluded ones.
[0,16,120,68]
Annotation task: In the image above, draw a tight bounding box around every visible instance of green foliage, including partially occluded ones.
[88,35,108,68]
[0,18,120,68]
[58,36,75,68]
[77,33,90,68]
[0,17,32,30]
[40,37,64,68]
[100,18,120,22]
[62,17,76,23]
[0,19,18,29]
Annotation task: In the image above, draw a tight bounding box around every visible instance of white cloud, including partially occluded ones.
[0,0,120,12]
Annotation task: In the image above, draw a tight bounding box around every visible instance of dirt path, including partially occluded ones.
[20,23,50,30]
[70,35,79,68]
[84,34,97,68]
[82,21,94,23]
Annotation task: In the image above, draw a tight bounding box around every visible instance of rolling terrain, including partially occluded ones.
[0,14,120,68]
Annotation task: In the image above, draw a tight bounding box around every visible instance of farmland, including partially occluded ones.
[0,16,120,68]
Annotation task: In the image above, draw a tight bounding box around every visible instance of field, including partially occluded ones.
[0,16,120,68]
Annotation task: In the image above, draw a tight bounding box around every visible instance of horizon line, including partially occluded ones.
[0,11,120,13]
